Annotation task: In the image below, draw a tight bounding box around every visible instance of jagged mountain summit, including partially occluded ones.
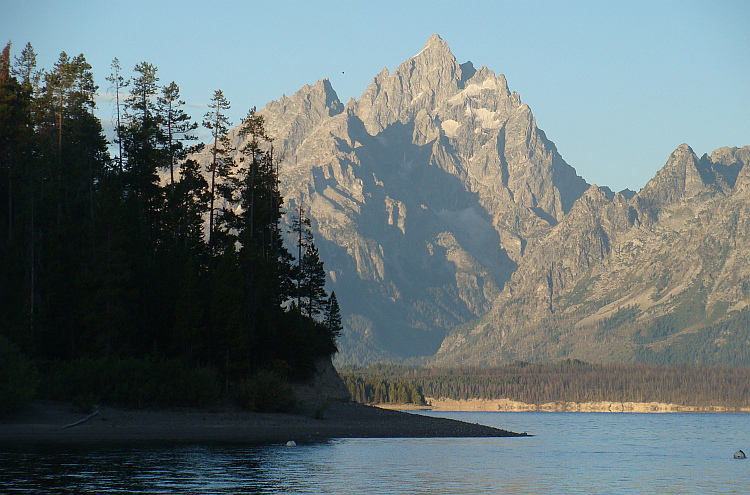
[204,34,587,363]
[201,34,750,366]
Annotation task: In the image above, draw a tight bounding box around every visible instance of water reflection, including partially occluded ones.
[1,446,279,494]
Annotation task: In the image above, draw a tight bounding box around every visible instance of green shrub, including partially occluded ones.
[235,370,296,412]
[0,336,39,415]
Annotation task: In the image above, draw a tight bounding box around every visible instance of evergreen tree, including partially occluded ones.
[290,204,313,312]
[231,110,292,292]
[156,81,201,256]
[111,61,172,356]
[11,42,43,91]
[300,241,327,319]
[117,64,176,356]
[1,42,33,243]
[158,81,197,185]
[324,291,343,340]
[105,57,128,179]
[289,205,328,318]
[215,110,297,371]
[236,107,269,243]
[41,52,72,159]
[30,51,109,359]
[121,62,165,207]
[173,155,209,259]
[0,42,8,81]
[202,89,231,252]
[0,42,35,352]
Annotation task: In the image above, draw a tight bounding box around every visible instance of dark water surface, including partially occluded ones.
[2,411,748,494]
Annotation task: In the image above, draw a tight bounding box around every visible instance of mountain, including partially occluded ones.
[436,144,750,365]
[203,34,750,366]
[230,34,587,363]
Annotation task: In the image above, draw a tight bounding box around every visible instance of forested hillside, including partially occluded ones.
[340,362,750,409]
[0,42,342,413]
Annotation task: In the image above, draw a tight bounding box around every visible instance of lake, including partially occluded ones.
[2,411,748,494]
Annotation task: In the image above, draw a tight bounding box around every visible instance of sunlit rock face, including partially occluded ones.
[197,34,749,367]
[436,143,750,366]
[203,34,585,363]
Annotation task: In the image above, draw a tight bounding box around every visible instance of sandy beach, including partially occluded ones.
[420,397,750,413]
[0,401,527,447]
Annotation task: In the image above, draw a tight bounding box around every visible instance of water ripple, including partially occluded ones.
[2,412,749,494]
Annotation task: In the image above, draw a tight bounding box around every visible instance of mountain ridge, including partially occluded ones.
[436,143,750,365]
[202,35,750,366]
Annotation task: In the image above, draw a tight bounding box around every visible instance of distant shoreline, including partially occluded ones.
[377,397,750,413]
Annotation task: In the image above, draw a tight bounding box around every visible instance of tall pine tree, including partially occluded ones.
[105,57,128,180]
[202,89,231,252]
[158,81,197,186]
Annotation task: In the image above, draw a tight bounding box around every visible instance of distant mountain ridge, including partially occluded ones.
[437,144,750,365]
[202,35,750,366]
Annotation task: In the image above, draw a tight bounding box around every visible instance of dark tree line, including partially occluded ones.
[0,42,343,409]
[340,361,750,409]
[341,375,426,406]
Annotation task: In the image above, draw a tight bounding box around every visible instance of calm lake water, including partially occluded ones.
[2,411,749,494]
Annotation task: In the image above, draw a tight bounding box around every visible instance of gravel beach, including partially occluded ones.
[0,401,528,447]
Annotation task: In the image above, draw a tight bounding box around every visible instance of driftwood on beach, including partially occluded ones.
[59,410,100,430]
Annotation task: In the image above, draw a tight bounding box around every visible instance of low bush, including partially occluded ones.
[235,370,296,412]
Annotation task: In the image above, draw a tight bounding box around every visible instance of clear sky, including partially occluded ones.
[4,0,749,192]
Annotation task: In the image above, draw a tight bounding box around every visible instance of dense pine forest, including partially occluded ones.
[0,43,342,414]
[340,362,750,409]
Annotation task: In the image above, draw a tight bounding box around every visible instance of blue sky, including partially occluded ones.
[4,0,749,192]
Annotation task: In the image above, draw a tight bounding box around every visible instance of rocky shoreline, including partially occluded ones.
[0,400,528,447]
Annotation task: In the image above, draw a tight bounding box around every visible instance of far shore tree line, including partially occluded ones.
[0,42,342,414]
[340,361,750,409]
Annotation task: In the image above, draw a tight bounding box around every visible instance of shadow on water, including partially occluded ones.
[0,444,289,494]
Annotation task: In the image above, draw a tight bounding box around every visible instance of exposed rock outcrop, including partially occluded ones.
[293,357,351,403]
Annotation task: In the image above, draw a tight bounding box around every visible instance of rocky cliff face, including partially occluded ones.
[212,34,588,363]
[201,34,749,366]
[436,144,750,365]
